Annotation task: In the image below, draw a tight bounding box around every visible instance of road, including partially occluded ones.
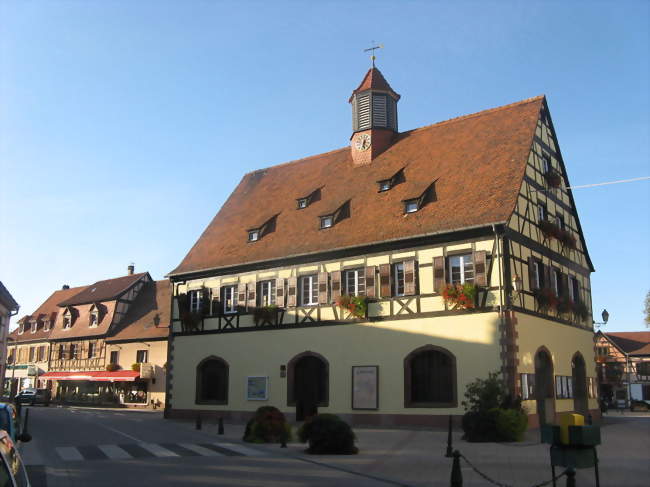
[18,406,397,487]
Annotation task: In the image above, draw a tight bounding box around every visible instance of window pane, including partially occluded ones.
[394,263,405,295]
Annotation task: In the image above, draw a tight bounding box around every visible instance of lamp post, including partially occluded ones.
[593,309,609,330]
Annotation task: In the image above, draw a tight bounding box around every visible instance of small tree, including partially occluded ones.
[644,290,650,328]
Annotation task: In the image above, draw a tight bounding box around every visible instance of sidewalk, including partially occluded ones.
[176,413,649,487]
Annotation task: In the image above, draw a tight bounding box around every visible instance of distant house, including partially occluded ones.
[165,66,599,427]
[595,331,650,407]
[0,281,19,395]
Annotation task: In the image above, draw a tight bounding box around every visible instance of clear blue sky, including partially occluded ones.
[1,1,648,332]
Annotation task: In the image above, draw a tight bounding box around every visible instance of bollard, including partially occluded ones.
[195,414,202,430]
[450,450,463,487]
[445,415,453,457]
[280,428,288,448]
[218,417,224,435]
[565,467,576,487]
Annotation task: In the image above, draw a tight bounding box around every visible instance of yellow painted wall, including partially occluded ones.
[516,313,598,413]
[170,312,502,415]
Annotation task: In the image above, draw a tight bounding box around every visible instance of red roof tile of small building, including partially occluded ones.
[170,96,546,277]
[58,273,147,306]
[349,67,400,102]
[606,332,650,356]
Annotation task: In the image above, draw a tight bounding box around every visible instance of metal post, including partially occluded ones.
[195,414,202,430]
[280,428,287,448]
[445,415,453,457]
[593,447,600,487]
[565,467,576,487]
[218,417,224,435]
[450,450,462,487]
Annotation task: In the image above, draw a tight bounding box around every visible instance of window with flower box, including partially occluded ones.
[220,285,237,314]
[448,254,474,284]
[344,269,365,296]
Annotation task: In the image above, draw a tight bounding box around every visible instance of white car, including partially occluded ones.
[0,429,30,486]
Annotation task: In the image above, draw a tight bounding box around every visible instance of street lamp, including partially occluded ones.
[593,309,609,329]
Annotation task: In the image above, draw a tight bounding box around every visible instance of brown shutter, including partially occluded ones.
[404,260,416,295]
[543,264,551,291]
[237,283,247,311]
[379,264,391,297]
[433,256,446,293]
[318,272,329,304]
[473,250,487,287]
[287,276,297,307]
[247,282,257,309]
[561,273,569,298]
[330,271,341,303]
[275,278,285,308]
[528,256,537,290]
[365,266,376,298]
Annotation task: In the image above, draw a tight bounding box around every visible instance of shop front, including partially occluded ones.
[40,370,148,406]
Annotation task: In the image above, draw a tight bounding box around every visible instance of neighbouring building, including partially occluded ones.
[0,281,19,395]
[165,66,599,427]
[595,331,650,407]
[7,267,170,407]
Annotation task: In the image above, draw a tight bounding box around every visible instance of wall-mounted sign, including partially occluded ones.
[247,376,269,401]
[140,363,154,379]
[352,366,378,410]
[27,365,37,377]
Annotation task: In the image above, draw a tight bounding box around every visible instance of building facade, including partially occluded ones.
[0,282,19,395]
[165,67,599,427]
[595,331,650,408]
[7,268,170,407]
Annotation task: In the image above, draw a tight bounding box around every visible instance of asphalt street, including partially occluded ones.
[18,407,396,487]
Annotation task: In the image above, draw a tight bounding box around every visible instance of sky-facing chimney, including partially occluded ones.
[127,263,135,275]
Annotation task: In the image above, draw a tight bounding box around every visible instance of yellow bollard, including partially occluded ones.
[559,413,584,445]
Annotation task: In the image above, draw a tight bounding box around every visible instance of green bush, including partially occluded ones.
[297,414,358,454]
[243,406,291,444]
[494,408,528,441]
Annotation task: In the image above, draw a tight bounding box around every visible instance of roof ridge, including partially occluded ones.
[406,95,546,136]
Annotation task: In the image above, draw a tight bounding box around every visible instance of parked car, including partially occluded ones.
[0,429,30,486]
[14,389,50,407]
[0,405,30,445]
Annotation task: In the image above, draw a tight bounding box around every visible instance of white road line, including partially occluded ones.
[56,447,84,461]
[138,443,179,458]
[179,443,225,457]
[215,442,268,456]
[95,423,143,443]
[97,444,132,460]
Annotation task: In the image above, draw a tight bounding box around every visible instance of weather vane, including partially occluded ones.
[364,42,383,67]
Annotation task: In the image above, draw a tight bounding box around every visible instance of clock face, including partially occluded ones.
[355,133,371,151]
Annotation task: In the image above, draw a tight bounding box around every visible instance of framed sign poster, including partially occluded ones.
[352,366,378,410]
[247,376,269,401]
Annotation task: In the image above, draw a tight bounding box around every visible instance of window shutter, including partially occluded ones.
[404,260,416,295]
[473,250,487,287]
[237,283,247,311]
[433,256,446,292]
[247,282,257,309]
[543,265,552,292]
[287,277,297,307]
[528,257,537,290]
[561,273,569,298]
[331,271,341,303]
[275,278,285,308]
[379,264,391,297]
[318,272,329,305]
[365,266,376,298]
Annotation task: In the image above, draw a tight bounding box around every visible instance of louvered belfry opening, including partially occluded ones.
[351,90,398,132]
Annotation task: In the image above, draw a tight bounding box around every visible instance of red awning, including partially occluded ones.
[40,371,140,382]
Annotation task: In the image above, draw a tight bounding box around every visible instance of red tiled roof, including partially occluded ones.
[8,286,86,343]
[606,332,650,356]
[58,273,147,306]
[106,280,170,342]
[349,67,400,102]
[170,96,545,276]
[48,301,117,340]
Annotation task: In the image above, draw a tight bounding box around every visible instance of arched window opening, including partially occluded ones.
[196,357,228,405]
[405,346,457,407]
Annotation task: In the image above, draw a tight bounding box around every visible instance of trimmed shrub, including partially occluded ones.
[298,414,358,454]
[243,406,291,444]
[494,408,528,441]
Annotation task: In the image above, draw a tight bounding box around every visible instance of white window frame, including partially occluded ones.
[393,262,405,296]
[344,268,365,296]
[136,350,148,363]
[43,320,50,332]
[378,180,391,192]
[537,203,547,222]
[533,261,543,289]
[320,216,333,229]
[248,229,259,242]
[63,313,71,329]
[30,322,37,334]
[404,200,419,213]
[297,198,308,209]
[189,290,202,314]
[299,275,318,306]
[18,324,24,335]
[222,285,238,314]
[551,269,560,295]
[258,280,276,307]
[448,254,475,285]
[90,311,98,327]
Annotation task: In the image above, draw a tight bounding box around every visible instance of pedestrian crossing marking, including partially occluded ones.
[55,442,265,462]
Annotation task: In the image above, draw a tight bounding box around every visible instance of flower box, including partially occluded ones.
[253,305,279,326]
[558,229,577,250]
[106,363,120,372]
[336,295,368,318]
[440,283,478,310]
[539,220,561,239]
[544,169,563,188]
[533,287,558,312]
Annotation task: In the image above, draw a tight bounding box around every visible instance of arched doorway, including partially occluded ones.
[535,348,555,426]
[288,352,328,421]
[572,352,588,415]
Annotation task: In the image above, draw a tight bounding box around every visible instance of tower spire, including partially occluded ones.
[363,43,383,68]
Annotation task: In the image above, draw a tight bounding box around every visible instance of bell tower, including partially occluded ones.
[349,66,400,166]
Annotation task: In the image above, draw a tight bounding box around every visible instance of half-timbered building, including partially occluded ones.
[166,66,599,426]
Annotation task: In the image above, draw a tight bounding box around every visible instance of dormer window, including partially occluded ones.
[90,311,98,327]
[18,323,24,335]
[246,215,277,243]
[43,320,50,332]
[404,199,419,214]
[297,198,309,209]
[378,179,391,192]
[320,215,334,229]
[31,322,37,333]
[296,188,321,210]
[248,229,259,242]
[63,312,72,329]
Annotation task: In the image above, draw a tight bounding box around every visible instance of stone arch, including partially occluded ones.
[572,351,588,415]
[287,351,329,420]
[534,346,555,425]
